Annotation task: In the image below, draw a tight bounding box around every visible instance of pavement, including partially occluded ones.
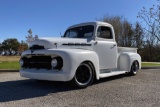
[0,69,160,107]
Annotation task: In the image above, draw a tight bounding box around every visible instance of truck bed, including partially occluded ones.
[118,47,137,54]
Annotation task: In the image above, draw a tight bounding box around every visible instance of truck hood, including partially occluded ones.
[29,37,96,50]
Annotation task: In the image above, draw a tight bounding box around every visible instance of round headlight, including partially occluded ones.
[51,59,57,68]
[19,59,24,66]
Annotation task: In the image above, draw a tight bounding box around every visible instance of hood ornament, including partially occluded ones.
[54,43,57,48]
[31,49,34,53]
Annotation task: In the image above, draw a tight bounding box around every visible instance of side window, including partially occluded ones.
[97,26,113,39]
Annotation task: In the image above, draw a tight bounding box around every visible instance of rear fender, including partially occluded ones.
[118,52,141,72]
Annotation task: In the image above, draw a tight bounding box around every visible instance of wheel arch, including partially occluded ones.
[129,60,139,75]
[129,56,141,72]
[132,60,139,67]
[73,55,100,80]
[55,49,100,81]
[118,52,141,72]
[81,60,97,80]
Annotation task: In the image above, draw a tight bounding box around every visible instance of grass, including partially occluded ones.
[0,56,20,70]
[0,61,20,70]
[141,62,160,67]
[0,56,160,70]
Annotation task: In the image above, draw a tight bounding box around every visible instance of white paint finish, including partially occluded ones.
[20,49,100,81]
[118,52,141,72]
[118,47,137,53]
[20,21,141,82]
[94,41,117,69]
[129,52,141,69]
[20,69,69,81]
[118,53,130,71]
[99,71,126,78]
[29,37,95,51]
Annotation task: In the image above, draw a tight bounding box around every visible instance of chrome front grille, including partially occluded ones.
[22,55,52,69]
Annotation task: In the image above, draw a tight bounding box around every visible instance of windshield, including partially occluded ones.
[64,25,94,38]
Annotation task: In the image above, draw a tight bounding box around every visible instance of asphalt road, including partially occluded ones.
[0,69,160,107]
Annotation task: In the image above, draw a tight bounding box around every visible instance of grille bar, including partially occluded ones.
[22,56,52,69]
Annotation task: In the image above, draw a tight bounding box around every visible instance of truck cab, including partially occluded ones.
[20,21,141,88]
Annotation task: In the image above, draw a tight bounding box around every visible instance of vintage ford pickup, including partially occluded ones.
[20,21,141,88]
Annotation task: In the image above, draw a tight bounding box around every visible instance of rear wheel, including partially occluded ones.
[72,63,94,88]
[129,61,139,75]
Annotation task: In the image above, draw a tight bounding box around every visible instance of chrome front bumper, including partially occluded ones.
[20,69,73,82]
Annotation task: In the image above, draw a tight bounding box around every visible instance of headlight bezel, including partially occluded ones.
[51,57,63,70]
[19,58,24,67]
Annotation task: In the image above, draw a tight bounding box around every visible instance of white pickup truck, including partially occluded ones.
[20,21,141,88]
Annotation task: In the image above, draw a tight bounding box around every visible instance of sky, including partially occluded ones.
[0,0,159,42]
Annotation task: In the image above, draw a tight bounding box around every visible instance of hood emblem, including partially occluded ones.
[29,45,45,53]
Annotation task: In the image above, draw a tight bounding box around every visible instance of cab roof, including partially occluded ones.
[68,21,113,29]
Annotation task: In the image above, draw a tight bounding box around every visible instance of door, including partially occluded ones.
[94,26,117,70]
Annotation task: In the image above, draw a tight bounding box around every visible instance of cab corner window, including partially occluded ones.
[97,26,113,39]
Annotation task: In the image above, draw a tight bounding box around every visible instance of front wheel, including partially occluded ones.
[129,61,139,76]
[71,63,94,88]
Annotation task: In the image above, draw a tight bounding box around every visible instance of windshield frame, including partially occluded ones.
[63,25,95,39]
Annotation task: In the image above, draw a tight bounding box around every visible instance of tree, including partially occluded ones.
[18,40,28,52]
[137,0,160,61]
[2,38,20,52]
[26,28,33,41]
[99,15,122,44]
[26,28,38,44]
[120,20,134,47]
[133,22,144,49]
[137,0,160,42]
[28,28,32,35]
[0,41,2,50]
[98,15,137,47]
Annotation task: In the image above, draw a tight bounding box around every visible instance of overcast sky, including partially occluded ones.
[0,0,158,42]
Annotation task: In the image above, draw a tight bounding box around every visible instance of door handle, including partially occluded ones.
[113,44,116,47]
[111,44,116,49]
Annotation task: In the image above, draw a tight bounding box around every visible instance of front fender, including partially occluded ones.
[56,49,100,80]
[21,49,100,81]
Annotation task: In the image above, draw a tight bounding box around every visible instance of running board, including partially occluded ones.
[99,71,126,78]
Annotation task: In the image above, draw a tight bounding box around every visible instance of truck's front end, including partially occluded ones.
[19,22,99,82]
[20,21,141,88]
